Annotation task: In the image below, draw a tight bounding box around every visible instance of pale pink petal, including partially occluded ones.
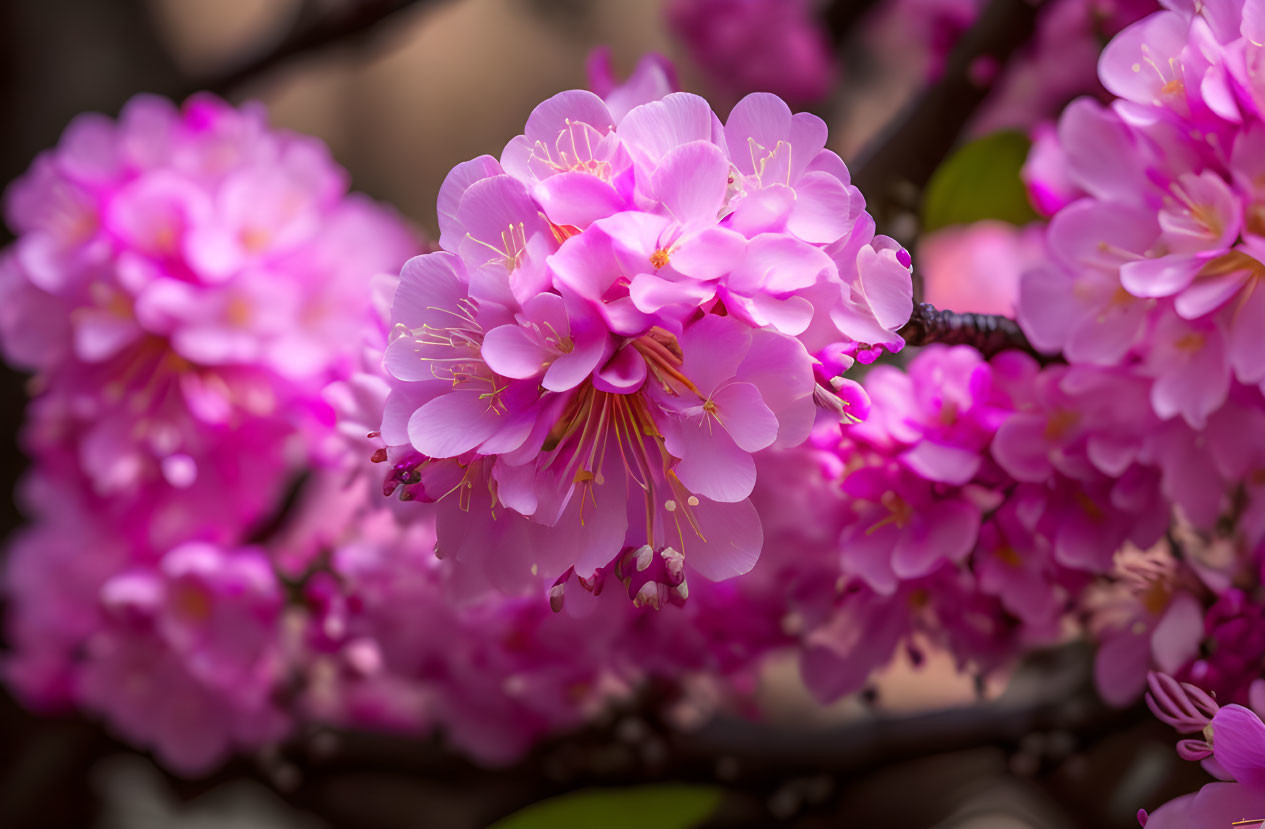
[629,272,715,314]
[787,171,852,244]
[593,344,647,393]
[901,441,982,486]
[533,172,625,227]
[1176,269,1249,318]
[666,417,757,503]
[750,294,814,335]
[856,246,914,331]
[481,324,551,379]
[668,227,747,280]
[1230,279,1265,384]
[725,93,793,177]
[1121,255,1207,298]
[407,390,502,457]
[727,185,795,236]
[675,496,763,581]
[436,155,502,252]
[618,92,716,165]
[711,381,779,452]
[652,140,730,226]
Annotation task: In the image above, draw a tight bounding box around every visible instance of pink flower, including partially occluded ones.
[76,548,289,775]
[381,86,913,599]
[0,92,418,521]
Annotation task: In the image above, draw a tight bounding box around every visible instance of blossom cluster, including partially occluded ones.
[0,60,909,774]
[378,73,913,600]
[0,94,421,771]
[1012,0,1265,711]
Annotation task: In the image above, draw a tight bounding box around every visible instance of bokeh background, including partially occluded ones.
[0,1,1210,827]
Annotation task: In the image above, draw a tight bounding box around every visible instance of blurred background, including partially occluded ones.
[0,1,1209,827]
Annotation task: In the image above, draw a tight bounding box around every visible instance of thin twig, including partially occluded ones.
[195,0,446,97]
[899,301,1050,360]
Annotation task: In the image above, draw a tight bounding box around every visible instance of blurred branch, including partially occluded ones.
[899,301,1051,360]
[850,0,1049,228]
[194,0,448,97]
[167,645,1136,827]
[823,0,884,47]
[0,645,1149,828]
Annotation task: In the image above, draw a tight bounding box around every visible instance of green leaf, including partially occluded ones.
[487,785,723,829]
[921,130,1039,232]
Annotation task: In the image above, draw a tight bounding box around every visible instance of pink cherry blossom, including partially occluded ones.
[381,86,913,599]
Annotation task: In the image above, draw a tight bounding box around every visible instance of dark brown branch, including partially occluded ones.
[823,0,885,48]
[194,0,446,97]
[850,0,1049,228]
[899,301,1049,360]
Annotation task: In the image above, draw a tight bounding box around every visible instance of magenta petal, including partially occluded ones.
[381,383,441,446]
[1230,280,1265,384]
[436,155,502,252]
[1177,269,1249,319]
[383,335,438,383]
[524,89,613,143]
[1151,591,1203,673]
[669,227,746,280]
[731,234,835,295]
[618,92,715,164]
[1181,783,1265,828]
[534,172,625,227]
[666,418,757,503]
[892,499,980,578]
[73,310,141,362]
[652,140,729,226]
[676,496,762,581]
[801,590,906,702]
[679,313,751,395]
[901,441,982,486]
[750,294,814,335]
[1095,628,1151,707]
[629,272,715,314]
[712,381,779,452]
[728,186,795,236]
[839,521,901,595]
[1212,706,1265,786]
[594,344,647,393]
[787,171,852,244]
[738,329,815,448]
[725,92,793,177]
[392,252,468,330]
[542,330,609,392]
[992,413,1054,482]
[481,324,550,379]
[407,389,502,458]
[1120,255,1206,298]
[855,246,914,331]
[1065,296,1148,365]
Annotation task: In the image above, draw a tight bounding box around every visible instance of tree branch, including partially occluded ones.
[194,0,447,97]
[899,301,1049,360]
[850,0,1049,228]
[822,0,885,48]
